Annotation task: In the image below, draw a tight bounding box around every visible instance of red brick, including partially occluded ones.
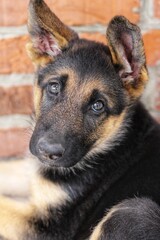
[0,128,30,158]
[0,85,33,115]
[48,0,140,25]
[0,36,34,74]
[0,0,140,26]
[0,0,30,26]
[154,0,160,18]
[143,30,160,66]
[80,32,106,44]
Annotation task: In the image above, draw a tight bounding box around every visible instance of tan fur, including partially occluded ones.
[65,74,114,109]
[0,172,70,239]
[26,42,53,68]
[95,111,126,143]
[87,110,127,158]
[124,66,148,100]
[107,41,118,65]
[0,196,33,240]
[81,80,115,108]
[90,206,123,240]
[31,174,70,214]
[34,80,43,117]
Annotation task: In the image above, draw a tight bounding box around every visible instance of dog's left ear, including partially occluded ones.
[27,0,78,67]
[107,16,148,100]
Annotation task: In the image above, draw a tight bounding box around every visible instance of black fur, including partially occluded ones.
[100,198,160,240]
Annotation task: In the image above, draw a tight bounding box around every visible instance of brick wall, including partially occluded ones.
[0,0,160,159]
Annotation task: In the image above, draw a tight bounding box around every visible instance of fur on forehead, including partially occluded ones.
[37,39,121,83]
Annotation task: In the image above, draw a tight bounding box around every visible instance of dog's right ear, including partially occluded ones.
[26,0,78,67]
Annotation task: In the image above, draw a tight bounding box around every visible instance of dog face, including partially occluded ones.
[27,0,148,168]
[29,40,127,168]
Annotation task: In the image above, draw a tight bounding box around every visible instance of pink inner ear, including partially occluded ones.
[121,32,133,52]
[119,32,141,80]
[120,32,133,65]
[33,31,62,57]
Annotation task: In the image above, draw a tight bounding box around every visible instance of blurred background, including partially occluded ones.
[0,0,160,162]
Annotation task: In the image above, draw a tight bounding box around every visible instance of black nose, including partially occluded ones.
[37,139,65,161]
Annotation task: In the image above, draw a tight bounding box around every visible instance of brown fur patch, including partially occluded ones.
[34,79,43,118]
[81,80,115,109]
[123,66,148,100]
[89,205,122,240]
[107,41,118,65]
[65,75,114,109]
[26,42,53,68]
[87,110,127,157]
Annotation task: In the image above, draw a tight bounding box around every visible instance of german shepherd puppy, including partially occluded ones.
[0,0,160,239]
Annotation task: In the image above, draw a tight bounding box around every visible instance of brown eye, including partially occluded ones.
[47,82,60,95]
[92,100,104,113]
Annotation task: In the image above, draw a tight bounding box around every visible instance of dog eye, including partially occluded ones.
[91,100,104,113]
[47,82,60,95]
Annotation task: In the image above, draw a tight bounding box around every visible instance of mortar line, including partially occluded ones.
[0,24,107,39]
[0,114,33,129]
[0,74,34,87]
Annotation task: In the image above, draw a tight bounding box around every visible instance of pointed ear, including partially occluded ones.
[26,0,78,67]
[107,16,148,100]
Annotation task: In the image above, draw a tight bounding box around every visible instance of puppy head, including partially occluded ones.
[27,0,148,169]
